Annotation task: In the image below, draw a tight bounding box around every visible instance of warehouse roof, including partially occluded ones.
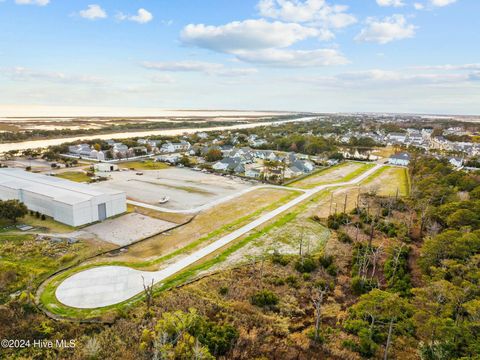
[0,168,124,205]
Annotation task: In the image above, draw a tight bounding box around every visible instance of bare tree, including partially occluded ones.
[311,285,328,342]
[143,276,155,310]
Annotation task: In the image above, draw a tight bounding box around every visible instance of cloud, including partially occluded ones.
[429,0,457,6]
[79,4,107,20]
[234,48,348,67]
[142,61,258,77]
[376,0,405,7]
[180,19,347,67]
[14,0,49,6]
[150,74,176,84]
[257,0,356,29]
[117,8,153,24]
[413,64,480,71]
[355,15,416,44]
[181,19,320,52]
[3,67,106,85]
[294,68,479,88]
[414,3,425,9]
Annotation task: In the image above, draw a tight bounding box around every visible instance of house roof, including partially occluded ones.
[390,152,411,161]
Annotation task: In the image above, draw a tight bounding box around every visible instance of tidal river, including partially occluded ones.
[0,117,318,153]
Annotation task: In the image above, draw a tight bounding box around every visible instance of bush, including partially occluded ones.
[285,275,300,288]
[351,276,378,295]
[295,256,317,273]
[219,286,229,296]
[319,254,334,268]
[327,213,351,230]
[250,290,279,308]
[271,252,290,266]
[41,214,46,221]
[338,231,352,243]
[269,277,285,286]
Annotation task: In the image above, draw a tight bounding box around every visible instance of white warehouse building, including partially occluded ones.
[0,168,126,227]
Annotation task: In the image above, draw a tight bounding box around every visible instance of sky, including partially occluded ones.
[0,0,479,116]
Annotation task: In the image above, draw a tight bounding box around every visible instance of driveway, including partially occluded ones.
[55,164,383,309]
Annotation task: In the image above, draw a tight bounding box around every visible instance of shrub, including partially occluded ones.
[41,214,46,221]
[338,231,352,243]
[219,286,229,296]
[351,276,378,295]
[271,252,290,266]
[250,290,279,308]
[319,254,334,268]
[327,213,351,230]
[295,256,317,273]
[285,275,300,288]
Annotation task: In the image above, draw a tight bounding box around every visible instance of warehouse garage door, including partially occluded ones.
[98,203,107,221]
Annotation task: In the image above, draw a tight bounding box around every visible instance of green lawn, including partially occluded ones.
[118,160,169,170]
[55,171,91,183]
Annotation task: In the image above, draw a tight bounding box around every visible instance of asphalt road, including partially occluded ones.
[55,164,383,309]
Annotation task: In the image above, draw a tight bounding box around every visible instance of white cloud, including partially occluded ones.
[79,4,107,20]
[376,0,405,7]
[430,0,457,6]
[180,19,347,67]
[4,67,106,85]
[234,48,348,67]
[181,19,320,52]
[413,63,480,70]
[150,74,176,84]
[15,0,49,6]
[142,61,258,77]
[414,3,425,9]
[355,15,416,44]
[117,8,153,24]
[295,68,480,88]
[257,0,356,29]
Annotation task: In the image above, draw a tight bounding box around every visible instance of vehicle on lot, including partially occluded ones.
[136,172,144,175]
[158,196,169,204]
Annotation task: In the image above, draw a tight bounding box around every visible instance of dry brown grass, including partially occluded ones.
[126,204,192,224]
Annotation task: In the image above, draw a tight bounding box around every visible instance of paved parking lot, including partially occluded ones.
[94,168,254,211]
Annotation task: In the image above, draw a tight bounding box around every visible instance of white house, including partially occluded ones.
[245,168,262,178]
[389,152,411,166]
[449,157,464,169]
[94,163,119,172]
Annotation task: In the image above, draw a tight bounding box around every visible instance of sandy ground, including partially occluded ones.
[1,159,53,171]
[72,213,177,246]
[94,168,254,211]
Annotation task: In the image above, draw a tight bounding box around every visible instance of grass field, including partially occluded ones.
[288,162,375,189]
[360,166,410,197]
[0,233,97,304]
[54,171,91,183]
[117,160,169,170]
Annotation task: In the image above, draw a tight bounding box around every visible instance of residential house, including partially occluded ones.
[389,152,411,166]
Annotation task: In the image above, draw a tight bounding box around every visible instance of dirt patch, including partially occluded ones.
[78,213,177,246]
